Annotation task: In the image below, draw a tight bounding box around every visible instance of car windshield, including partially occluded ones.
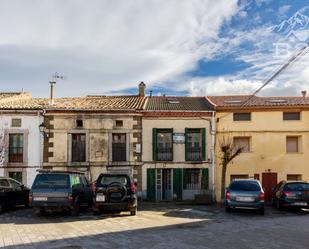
[100,175,127,185]
[229,181,261,191]
[284,183,309,191]
[33,174,69,188]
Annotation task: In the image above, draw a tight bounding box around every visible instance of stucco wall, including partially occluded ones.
[215,110,309,201]
[0,113,43,187]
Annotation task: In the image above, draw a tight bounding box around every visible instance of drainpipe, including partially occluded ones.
[199,113,216,202]
[211,111,216,202]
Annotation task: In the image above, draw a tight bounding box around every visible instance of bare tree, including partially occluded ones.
[219,136,243,201]
[0,127,7,167]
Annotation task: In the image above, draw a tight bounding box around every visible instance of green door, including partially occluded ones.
[173,169,183,200]
[147,169,156,201]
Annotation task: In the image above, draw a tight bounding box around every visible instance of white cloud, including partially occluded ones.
[0,0,239,97]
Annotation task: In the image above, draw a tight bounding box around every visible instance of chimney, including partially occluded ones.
[50,81,56,105]
[138,82,146,97]
[301,90,307,98]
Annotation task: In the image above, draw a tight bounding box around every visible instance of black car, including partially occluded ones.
[273,181,309,210]
[29,170,92,216]
[92,173,137,216]
[0,177,30,214]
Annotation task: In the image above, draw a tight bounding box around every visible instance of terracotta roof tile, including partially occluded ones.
[144,96,214,111]
[207,95,309,109]
[0,95,145,111]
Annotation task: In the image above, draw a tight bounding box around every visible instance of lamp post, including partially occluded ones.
[39,122,49,138]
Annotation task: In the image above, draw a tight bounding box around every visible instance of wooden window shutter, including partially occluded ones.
[201,128,206,161]
[152,128,157,161]
[201,168,209,190]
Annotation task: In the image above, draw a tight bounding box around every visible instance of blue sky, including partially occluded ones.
[0,0,308,97]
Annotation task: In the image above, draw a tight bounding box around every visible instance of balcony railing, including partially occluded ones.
[186,147,202,161]
[9,147,23,163]
[157,147,173,161]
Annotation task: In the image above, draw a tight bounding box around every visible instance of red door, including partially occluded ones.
[262,173,278,204]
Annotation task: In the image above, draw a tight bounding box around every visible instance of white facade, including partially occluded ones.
[0,112,43,187]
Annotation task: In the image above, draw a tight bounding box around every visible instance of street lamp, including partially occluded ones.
[39,122,49,138]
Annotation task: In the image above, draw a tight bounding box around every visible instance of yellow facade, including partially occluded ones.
[215,110,309,202]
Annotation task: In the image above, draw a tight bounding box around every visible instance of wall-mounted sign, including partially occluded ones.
[173,133,185,144]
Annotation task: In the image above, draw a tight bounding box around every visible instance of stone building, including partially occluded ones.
[42,85,146,189]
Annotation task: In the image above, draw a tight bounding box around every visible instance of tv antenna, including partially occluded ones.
[49,72,65,105]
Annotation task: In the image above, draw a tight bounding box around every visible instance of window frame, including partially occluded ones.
[71,133,87,163]
[155,129,173,161]
[233,112,251,121]
[185,128,206,161]
[8,133,24,163]
[283,112,301,121]
[233,136,251,153]
[286,136,300,153]
[112,133,127,162]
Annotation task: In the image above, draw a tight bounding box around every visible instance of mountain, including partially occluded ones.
[273,11,309,41]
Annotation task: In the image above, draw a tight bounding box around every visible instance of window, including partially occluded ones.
[8,179,21,189]
[0,179,9,187]
[186,129,202,161]
[287,174,302,181]
[72,134,86,162]
[283,112,300,121]
[9,134,23,163]
[76,119,83,128]
[112,133,126,161]
[184,169,200,190]
[9,172,23,184]
[229,180,261,191]
[100,175,127,185]
[286,136,299,153]
[11,118,22,127]
[33,174,70,189]
[230,175,249,181]
[233,113,251,121]
[156,129,173,161]
[116,120,123,127]
[233,137,250,152]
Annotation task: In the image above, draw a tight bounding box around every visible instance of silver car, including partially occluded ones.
[225,179,265,215]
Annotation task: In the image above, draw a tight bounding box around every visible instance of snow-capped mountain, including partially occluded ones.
[273,10,309,42]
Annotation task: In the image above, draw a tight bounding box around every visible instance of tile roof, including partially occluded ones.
[207,95,309,109]
[0,95,145,111]
[144,96,214,111]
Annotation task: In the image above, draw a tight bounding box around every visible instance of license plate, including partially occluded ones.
[96,195,105,202]
[33,197,48,201]
[294,202,307,206]
[236,196,254,202]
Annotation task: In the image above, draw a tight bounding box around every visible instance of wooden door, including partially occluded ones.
[262,172,277,204]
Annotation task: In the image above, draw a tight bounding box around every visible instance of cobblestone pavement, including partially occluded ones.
[0,203,309,249]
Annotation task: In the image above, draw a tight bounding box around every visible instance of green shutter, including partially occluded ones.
[147,169,156,201]
[201,168,209,190]
[201,128,206,161]
[185,128,188,161]
[173,169,183,200]
[171,128,174,161]
[183,168,187,190]
[152,128,157,161]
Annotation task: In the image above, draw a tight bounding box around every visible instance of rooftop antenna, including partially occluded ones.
[49,72,65,105]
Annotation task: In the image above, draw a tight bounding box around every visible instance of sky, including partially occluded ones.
[0,0,308,97]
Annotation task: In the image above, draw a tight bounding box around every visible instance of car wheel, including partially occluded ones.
[39,208,46,216]
[130,208,137,216]
[259,208,265,215]
[71,198,81,216]
[225,206,231,213]
[276,200,283,211]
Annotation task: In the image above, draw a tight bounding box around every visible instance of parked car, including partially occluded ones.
[29,170,92,216]
[273,181,309,210]
[92,173,137,216]
[0,177,30,214]
[225,179,265,215]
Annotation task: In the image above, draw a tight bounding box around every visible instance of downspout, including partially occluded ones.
[198,113,216,202]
